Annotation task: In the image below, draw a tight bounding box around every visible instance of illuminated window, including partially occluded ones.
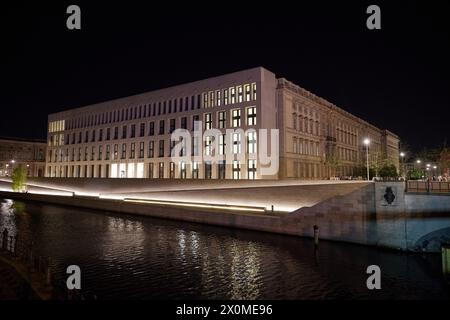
[247,107,256,126]
[209,91,214,108]
[223,89,229,105]
[205,113,212,130]
[247,131,257,154]
[232,160,241,180]
[180,161,186,179]
[205,136,212,156]
[130,143,135,159]
[170,162,175,178]
[230,87,236,104]
[203,93,208,108]
[159,162,164,178]
[237,85,243,103]
[252,83,257,100]
[232,109,241,127]
[233,133,241,154]
[216,90,221,106]
[192,161,199,179]
[248,160,257,179]
[218,111,226,128]
[244,84,251,101]
[219,134,226,155]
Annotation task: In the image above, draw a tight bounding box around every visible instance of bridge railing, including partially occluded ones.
[406,180,450,194]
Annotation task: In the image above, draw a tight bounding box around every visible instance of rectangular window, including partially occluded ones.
[216,90,221,106]
[192,161,199,179]
[106,128,110,141]
[205,162,212,179]
[248,160,257,180]
[179,161,186,179]
[114,127,118,140]
[203,93,208,108]
[121,143,126,159]
[130,143,135,159]
[218,111,226,129]
[205,113,212,130]
[223,89,229,105]
[247,106,257,126]
[84,147,88,161]
[158,140,164,157]
[158,162,164,178]
[91,146,95,161]
[245,84,251,101]
[205,136,212,156]
[218,161,226,179]
[140,123,145,137]
[233,160,241,180]
[149,121,155,136]
[233,133,241,154]
[91,130,96,142]
[232,109,241,127]
[169,162,175,178]
[113,144,118,160]
[106,145,110,160]
[78,148,82,161]
[122,126,127,139]
[181,117,187,130]
[230,87,236,104]
[139,142,144,158]
[192,115,200,131]
[148,163,154,178]
[148,141,154,158]
[252,83,257,100]
[130,124,136,138]
[98,146,103,161]
[170,118,176,133]
[237,85,243,103]
[159,120,165,135]
[247,131,257,154]
[219,134,226,155]
[85,131,89,143]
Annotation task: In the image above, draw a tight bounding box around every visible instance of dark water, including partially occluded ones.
[0,198,449,300]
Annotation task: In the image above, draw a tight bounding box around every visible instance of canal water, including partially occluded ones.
[0,198,449,300]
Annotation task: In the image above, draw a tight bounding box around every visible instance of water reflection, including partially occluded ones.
[0,198,449,300]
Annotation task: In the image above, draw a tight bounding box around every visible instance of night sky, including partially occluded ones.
[1,1,449,155]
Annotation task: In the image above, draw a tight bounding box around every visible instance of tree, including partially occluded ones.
[325,146,341,178]
[379,164,398,178]
[408,168,425,180]
[12,165,27,192]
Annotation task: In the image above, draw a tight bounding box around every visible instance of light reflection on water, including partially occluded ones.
[0,198,449,300]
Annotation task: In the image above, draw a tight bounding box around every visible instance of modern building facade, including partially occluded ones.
[45,67,400,180]
[0,137,46,177]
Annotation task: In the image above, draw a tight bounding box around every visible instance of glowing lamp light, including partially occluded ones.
[363,138,370,146]
[426,164,431,168]
[433,166,437,169]
[416,160,421,164]
[10,160,15,164]
[400,152,405,157]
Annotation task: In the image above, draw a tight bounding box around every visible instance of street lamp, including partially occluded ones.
[363,138,370,181]
[400,152,406,178]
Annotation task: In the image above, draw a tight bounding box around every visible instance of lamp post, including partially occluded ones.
[400,152,405,178]
[364,138,370,181]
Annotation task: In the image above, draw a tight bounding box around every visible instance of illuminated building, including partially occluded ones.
[45,67,399,179]
[0,137,46,177]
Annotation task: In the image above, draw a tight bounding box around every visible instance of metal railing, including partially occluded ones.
[406,180,450,194]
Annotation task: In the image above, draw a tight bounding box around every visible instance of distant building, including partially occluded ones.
[45,67,400,179]
[0,137,46,177]
[440,149,450,178]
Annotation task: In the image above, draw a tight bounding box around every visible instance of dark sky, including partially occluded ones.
[1,1,449,155]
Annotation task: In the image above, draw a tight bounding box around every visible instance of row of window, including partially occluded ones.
[338,147,358,162]
[48,133,258,163]
[54,84,258,132]
[46,159,257,180]
[292,102,320,121]
[203,83,257,108]
[336,128,358,146]
[48,107,257,147]
[292,138,320,156]
[292,114,320,136]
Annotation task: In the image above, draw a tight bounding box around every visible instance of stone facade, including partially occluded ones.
[45,67,399,180]
[0,137,46,177]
